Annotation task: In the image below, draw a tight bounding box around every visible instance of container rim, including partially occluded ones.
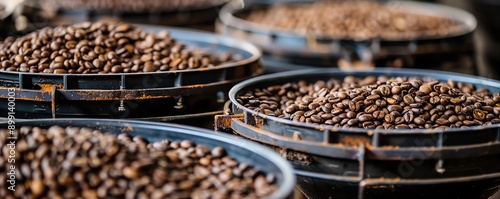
[55,0,228,13]
[219,0,478,42]
[229,68,500,135]
[0,24,262,76]
[0,118,295,199]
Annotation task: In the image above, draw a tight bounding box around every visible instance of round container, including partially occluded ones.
[0,25,263,129]
[217,0,477,74]
[0,118,296,199]
[217,68,500,198]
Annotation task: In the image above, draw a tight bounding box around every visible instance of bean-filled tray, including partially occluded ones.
[216,68,500,198]
[0,119,295,198]
[0,22,262,120]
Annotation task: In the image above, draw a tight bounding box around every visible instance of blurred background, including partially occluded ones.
[1,0,498,80]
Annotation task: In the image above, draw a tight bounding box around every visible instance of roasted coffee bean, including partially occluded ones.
[395,124,410,129]
[0,126,277,198]
[0,21,237,74]
[436,118,451,125]
[473,109,486,121]
[358,114,374,122]
[365,105,378,114]
[403,111,414,123]
[419,84,432,95]
[239,76,500,130]
[387,105,403,112]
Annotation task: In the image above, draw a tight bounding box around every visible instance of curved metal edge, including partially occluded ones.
[228,68,500,135]
[231,118,500,160]
[218,0,477,42]
[0,118,296,199]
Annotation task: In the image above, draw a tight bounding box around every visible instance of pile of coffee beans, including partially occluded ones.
[0,21,237,74]
[238,76,500,130]
[44,0,224,12]
[242,1,464,40]
[0,126,277,198]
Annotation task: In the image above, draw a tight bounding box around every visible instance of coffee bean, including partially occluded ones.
[403,111,414,123]
[419,84,432,95]
[391,86,402,94]
[387,105,403,112]
[473,109,486,120]
[211,146,224,158]
[308,115,321,123]
[358,114,373,122]
[395,124,409,129]
[436,118,450,125]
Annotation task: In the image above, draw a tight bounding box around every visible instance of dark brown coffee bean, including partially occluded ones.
[358,114,373,122]
[403,95,414,104]
[391,86,402,94]
[473,109,486,121]
[111,65,123,73]
[483,106,494,113]
[413,117,425,125]
[403,111,414,123]
[346,111,356,119]
[386,98,397,105]
[419,84,432,95]
[53,69,67,74]
[436,118,450,125]
[373,110,385,119]
[379,85,391,96]
[384,114,395,123]
[366,94,380,100]
[310,115,323,123]
[395,124,409,129]
[347,119,359,126]
[387,105,402,112]
[463,120,477,126]
[363,105,377,114]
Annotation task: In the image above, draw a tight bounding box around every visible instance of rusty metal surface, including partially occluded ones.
[214,113,244,131]
[0,78,244,102]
